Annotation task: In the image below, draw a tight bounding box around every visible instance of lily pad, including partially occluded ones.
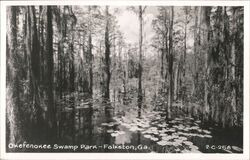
[171,134,179,139]
[159,133,168,137]
[188,133,196,137]
[190,126,199,130]
[150,137,159,141]
[129,126,139,132]
[107,123,115,127]
[204,134,212,138]
[190,145,199,150]
[175,148,181,152]
[181,149,190,153]
[179,136,188,141]
[111,133,119,137]
[151,131,160,135]
[172,125,179,129]
[195,120,201,123]
[160,128,168,133]
[174,139,183,143]
[144,130,154,134]
[151,122,157,125]
[223,149,233,153]
[178,131,186,135]
[167,128,176,132]
[138,123,150,128]
[175,118,183,121]
[183,141,193,146]
[162,135,173,140]
[232,146,243,152]
[121,123,131,128]
[203,130,211,134]
[169,120,177,123]
[144,134,152,139]
[197,134,205,138]
[149,127,158,130]
[157,140,173,146]
[107,129,114,133]
[157,124,164,127]
[173,141,181,147]
[101,123,109,126]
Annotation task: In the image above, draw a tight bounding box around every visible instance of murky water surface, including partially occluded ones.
[52,93,243,153]
[8,92,242,153]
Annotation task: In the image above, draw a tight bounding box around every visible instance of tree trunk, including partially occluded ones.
[62,6,67,95]
[46,6,57,138]
[137,6,143,118]
[39,6,45,85]
[69,26,75,141]
[164,8,169,118]
[230,8,237,127]
[161,35,165,92]
[87,6,93,95]
[30,6,43,126]
[201,6,211,122]
[192,6,199,96]
[167,6,174,120]
[6,6,20,144]
[57,6,63,99]
[174,62,180,100]
[103,6,111,101]
[182,7,188,104]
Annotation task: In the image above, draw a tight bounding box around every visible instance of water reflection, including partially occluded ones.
[78,105,93,145]
[103,100,113,152]
[53,92,243,153]
[114,126,132,144]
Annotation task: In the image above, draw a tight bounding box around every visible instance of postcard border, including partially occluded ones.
[0,0,249,160]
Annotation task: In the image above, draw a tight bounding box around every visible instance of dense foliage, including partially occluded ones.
[6,6,243,146]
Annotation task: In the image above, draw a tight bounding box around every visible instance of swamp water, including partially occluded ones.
[53,93,243,153]
[9,92,243,153]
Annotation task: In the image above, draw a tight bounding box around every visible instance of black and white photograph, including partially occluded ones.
[0,0,250,159]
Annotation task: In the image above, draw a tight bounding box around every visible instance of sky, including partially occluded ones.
[116,7,157,45]
[112,6,195,57]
